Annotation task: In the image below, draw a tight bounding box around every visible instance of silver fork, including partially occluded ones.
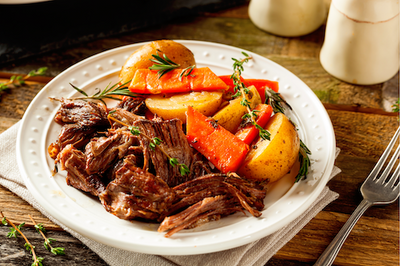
[314,126,400,266]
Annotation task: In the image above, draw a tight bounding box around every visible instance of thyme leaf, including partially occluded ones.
[29,215,65,256]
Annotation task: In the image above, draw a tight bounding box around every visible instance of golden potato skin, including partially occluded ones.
[212,85,261,133]
[119,40,196,85]
[145,91,223,123]
[238,113,300,182]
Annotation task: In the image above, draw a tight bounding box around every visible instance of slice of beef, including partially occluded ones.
[58,144,105,196]
[85,128,139,175]
[52,98,108,127]
[189,152,214,177]
[99,156,176,221]
[158,195,243,237]
[108,108,144,129]
[58,124,98,150]
[158,173,268,237]
[134,118,194,187]
[48,99,110,161]
[115,97,147,115]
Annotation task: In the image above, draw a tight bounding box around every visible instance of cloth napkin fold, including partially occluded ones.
[0,122,340,266]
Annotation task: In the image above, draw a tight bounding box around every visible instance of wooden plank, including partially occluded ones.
[0,82,45,120]
[327,109,398,159]
[0,185,61,231]
[0,226,108,265]
[275,211,399,266]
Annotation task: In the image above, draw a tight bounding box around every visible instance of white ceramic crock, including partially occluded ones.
[320,0,399,85]
[248,0,328,37]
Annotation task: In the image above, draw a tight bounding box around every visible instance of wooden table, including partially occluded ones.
[0,3,398,266]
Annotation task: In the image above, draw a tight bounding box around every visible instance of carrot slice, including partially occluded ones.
[129,67,228,94]
[234,104,273,145]
[218,75,279,103]
[186,106,249,174]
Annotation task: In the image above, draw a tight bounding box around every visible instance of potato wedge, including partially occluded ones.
[238,113,300,182]
[119,40,196,85]
[212,85,262,133]
[145,91,223,123]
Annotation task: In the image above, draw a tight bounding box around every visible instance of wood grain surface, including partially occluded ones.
[0,3,398,266]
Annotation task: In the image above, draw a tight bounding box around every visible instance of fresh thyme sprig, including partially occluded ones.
[29,215,65,255]
[107,115,190,176]
[68,79,137,106]
[0,67,48,97]
[231,52,271,141]
[1,212,44,266]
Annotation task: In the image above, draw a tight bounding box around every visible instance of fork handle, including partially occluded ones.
[314,199,373,266]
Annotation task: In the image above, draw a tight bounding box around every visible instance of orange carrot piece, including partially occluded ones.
[186,106,249,174]
[234,104,273,145]
[129,67,228,94]
[218,75,279,103]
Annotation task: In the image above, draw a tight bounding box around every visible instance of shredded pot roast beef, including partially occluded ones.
[49,97,268,237]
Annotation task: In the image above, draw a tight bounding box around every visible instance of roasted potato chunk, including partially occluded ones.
[119,40,196,85]
[145,91,223,123]
[238,113,300,182]
[212,85,262,133]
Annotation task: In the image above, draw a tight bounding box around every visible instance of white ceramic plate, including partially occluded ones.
[17,40,336,255]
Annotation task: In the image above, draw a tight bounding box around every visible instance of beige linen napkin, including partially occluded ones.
[0,122,340,266]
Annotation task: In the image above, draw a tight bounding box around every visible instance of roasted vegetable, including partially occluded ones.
[212,85,262,133]
[119,40,196,85]
[129,67,228,94]
[145,91,223,123]
[186,106,249,174]
[218,75,279,103]
[238,112,300,182]
[234,104,273,145]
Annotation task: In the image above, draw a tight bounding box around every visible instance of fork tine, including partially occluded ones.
[368,127,400,182]
[386,156,400,188]
[379,142,400,184]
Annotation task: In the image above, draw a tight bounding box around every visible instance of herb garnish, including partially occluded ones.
[149,52,181,78]
[264,87,292,114]
[1,212,65,266]
[231,52,271,141]
[179,65,196,81]
[1,212,44,266]
[29,215,65,255]
[107,115,191,176]
[68,80,138,106]
[149,52,196,80]
[392,99,399,114]
[0,67,48,98]
[231,52,311,182]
